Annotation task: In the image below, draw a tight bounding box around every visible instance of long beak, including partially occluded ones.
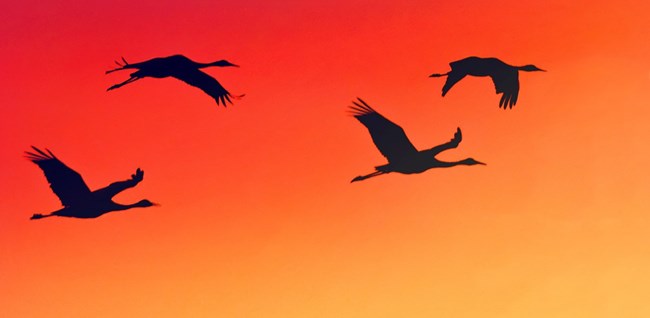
[152,202,162,207]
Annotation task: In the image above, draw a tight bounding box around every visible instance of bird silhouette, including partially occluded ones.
[26,147,158,220]
[430,56,545,109]
[106,54,244,106]
[349,98,485,182]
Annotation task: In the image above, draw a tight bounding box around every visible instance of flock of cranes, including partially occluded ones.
[27,54,543,219]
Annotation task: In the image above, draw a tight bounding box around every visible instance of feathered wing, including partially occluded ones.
[441,71,466,97]
[491,69,519,109]
[441,59,472,96]
[172,68,238,106]
[421,127,462,157]
[349,98,419,162]
[25,147,92,207]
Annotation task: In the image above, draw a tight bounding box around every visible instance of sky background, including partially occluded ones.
[1,0,650,317]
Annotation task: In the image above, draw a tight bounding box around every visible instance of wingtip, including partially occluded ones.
[25,146,57,162]
[355,97,370,106]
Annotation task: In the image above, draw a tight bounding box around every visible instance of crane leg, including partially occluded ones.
[30,213,55,220]
[105,57,130,74]
[351,171,386,183]
[105,67,124,74]
[107,76,140,91]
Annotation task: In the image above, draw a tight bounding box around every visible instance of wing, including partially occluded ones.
[172,68,236,107]
[441,58,479,96]
[441,71,467,97]
[422,127,462,156]
[490,69,519,109]
[25,147,92,207]
[349,98,418,162]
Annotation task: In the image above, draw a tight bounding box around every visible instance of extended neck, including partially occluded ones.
[517,65,545,72]
[201,60,237,68]
[110,200,150,211]
[433,158,482,168]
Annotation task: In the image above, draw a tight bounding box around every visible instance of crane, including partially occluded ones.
[26,147,158,219]
[106,54,244,106]
[349,98,484,182]
[430,56,544,109]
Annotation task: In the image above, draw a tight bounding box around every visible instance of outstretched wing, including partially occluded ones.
[441,58,484,96]
[490,69,519,109]
[421,127,462,157]
[349,98,418,162]
[441,72,467,97]
[172,68,238,107]
[25,147,92,207]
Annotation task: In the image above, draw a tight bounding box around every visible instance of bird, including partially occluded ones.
[349,98,485,182]
[26,147,158,220]
[106,54,244,107]
[429,56,545,109]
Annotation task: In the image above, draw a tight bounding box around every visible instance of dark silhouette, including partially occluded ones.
[26,147,158,220]
[106,54,244,106]
[430,56,545,109]
[349,98,485,182]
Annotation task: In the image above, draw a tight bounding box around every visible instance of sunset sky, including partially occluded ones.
[2,0,650,317]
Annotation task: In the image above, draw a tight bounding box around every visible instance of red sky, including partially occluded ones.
[2,0,650,317]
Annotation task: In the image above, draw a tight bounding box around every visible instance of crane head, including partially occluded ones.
[520,65,545,72]
[137,199,160,207]
[211,60,239,67]
[462,158,486,166]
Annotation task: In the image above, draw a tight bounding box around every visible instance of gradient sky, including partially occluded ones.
[2,0,650,317]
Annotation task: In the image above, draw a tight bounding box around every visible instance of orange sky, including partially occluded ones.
[2,0,650,317]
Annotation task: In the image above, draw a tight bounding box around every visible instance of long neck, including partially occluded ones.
[432,158,476,168]
[109,201,147,211]
[199,60,231,68]
[517,65,542,72]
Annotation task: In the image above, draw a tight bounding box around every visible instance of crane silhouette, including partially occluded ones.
[430,56,545,109]
[106,54,244,106]
[26,147,158,220]
[349,98,485,182]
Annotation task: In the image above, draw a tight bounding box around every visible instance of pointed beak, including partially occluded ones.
[477,161,487,165]
[152,202,162,207]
